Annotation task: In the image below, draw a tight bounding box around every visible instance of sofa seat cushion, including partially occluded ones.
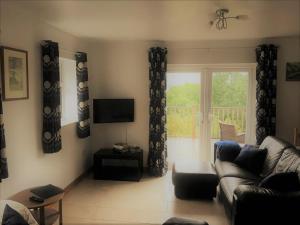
[163,217,209,225]
[220,177,258,206]
[274,147,300,179]
[259,136,292,177]
[215,159,260,180]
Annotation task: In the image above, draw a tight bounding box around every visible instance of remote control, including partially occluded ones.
[29,196,44,203]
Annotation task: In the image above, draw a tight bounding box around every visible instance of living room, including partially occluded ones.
[0,1,300,225]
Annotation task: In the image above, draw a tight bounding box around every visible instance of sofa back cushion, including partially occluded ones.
[259,172,300,192]
[274,147,300,180]
[234,146,267,175]
[259,136,292,177]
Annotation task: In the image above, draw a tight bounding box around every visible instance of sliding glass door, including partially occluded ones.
[167,64,256,164]
[166,71,203,165]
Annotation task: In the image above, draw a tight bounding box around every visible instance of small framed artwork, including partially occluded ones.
[286,62,300,81]
[0,46,29,100]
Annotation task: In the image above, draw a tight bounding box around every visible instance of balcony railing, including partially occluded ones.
[167,106,246,139]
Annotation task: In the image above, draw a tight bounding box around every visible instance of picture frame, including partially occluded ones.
[286,62,300,81]
[0,46,29,101]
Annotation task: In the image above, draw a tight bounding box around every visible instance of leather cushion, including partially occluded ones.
[219,177,258,206]
[274,147,300,179]
[234,146,267,175]
[163,217,208,225]
[259,172,300,192]
[173,161,218,187]
[215,159,260,180]
[259,136,292,177]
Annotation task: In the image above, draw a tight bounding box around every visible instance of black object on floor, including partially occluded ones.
[94,147,143,181]
[163,217,209,225]
[30,184,64,199]
[172,161,218,199]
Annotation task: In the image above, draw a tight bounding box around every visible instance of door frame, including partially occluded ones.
[167,63,257,161]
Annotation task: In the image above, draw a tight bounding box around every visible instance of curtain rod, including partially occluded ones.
[165,46,257,50]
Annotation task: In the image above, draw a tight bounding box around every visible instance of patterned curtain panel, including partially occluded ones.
[75,52,90,138]
[148,47,168,177]
[41,40,62,153]
[0,90,8,181]
[256,44,278,145]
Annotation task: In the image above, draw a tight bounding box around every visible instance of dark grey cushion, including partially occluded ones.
[215,159,260,180]
[234,146,267,175]
[163,217,208,225]
[215,140,241,162]
[2,205,29,225]
[259,136,292,177]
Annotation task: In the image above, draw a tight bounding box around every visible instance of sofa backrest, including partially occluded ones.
[259,136,293,177]
[274,147,300,180]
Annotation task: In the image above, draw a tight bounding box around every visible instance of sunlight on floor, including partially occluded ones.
[62,172,229,225]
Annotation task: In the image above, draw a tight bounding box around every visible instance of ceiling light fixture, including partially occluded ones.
[210,9,248,30]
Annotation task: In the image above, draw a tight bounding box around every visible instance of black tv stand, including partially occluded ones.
[93,147,143,181]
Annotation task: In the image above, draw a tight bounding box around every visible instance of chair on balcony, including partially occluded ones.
[219,121,245,143]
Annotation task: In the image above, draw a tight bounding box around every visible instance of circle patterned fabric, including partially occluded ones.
[41,40,62,153]
[256,44,277,145]
[148,47,168,177]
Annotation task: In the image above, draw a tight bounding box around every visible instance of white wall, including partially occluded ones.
[0,2,299,198]
[0,2,92,199]
[271,37,300,142]
[88,37,300,166]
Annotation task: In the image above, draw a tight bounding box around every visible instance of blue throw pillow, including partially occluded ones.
[2,204,29,225]
[215,140,241,161]
[259,172,300,192]
[234,145,267,174]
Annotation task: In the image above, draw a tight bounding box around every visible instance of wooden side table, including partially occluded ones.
[9,188,64,225]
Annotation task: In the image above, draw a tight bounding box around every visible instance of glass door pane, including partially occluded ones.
[166,72,202,166]
[209,71,249,159]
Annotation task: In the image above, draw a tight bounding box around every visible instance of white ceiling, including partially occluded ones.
[12,0,300,41]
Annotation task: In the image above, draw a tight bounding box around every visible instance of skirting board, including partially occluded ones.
[64,167,92,193]
[64,166,151,193]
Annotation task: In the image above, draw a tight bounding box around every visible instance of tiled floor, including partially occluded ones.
[62,172,229,225]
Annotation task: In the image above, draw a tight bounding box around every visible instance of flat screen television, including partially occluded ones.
[93,99,134,123]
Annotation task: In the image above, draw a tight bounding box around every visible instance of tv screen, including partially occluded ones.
[93,99,134,123]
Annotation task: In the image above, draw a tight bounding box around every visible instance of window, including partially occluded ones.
[59,57,78,126]
[167,64,256,162]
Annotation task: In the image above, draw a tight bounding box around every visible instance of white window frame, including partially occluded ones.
[167,63,257,161]
[59,57,78,126]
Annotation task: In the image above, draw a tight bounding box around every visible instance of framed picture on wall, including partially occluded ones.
[0,46,29,101]
[286,62,300,81]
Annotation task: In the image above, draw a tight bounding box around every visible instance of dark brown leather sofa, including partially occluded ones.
[215,136,300,225]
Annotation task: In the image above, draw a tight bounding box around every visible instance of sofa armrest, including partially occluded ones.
[232,185,300,225]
